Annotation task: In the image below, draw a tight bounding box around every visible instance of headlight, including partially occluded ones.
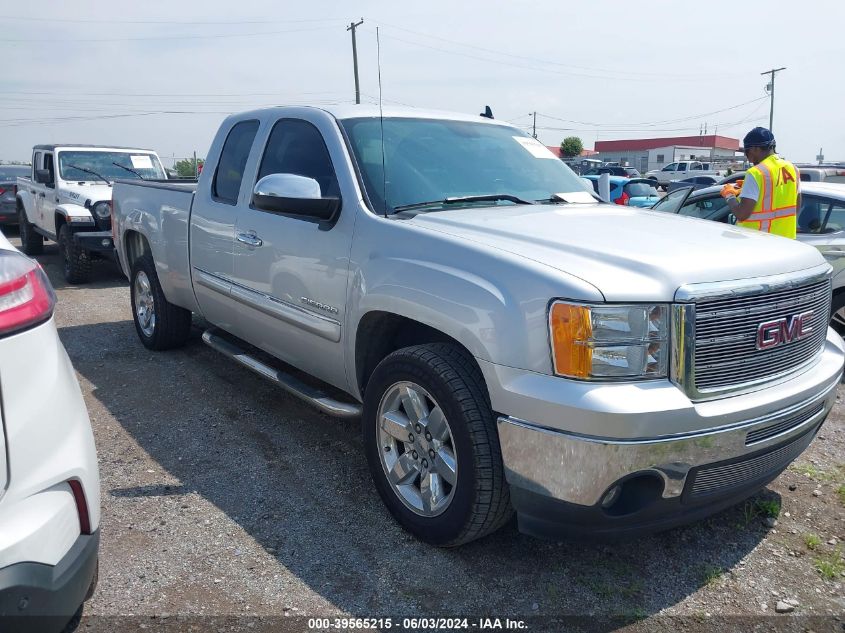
[549,301,669,379]
[92,201,111,220]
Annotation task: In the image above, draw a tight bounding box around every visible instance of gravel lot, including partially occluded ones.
[7,229,845,631]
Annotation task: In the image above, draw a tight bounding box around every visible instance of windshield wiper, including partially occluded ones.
[65,164,110,184]
[392,194,534,214]
[112,161,146,180]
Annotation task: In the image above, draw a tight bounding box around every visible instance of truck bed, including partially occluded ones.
[112,178,199,313]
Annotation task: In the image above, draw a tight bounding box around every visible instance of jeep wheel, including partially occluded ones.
[18,206,43,255]
[130,253,192,350]
[363,343,512,546]
[58,224,90,284]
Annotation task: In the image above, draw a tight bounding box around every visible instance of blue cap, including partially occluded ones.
[742,127,776,149]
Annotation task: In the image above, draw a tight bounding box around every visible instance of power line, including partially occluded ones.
[1,89,355,98]
[370,22,744,79]
[0,24,335,43]
[0,16,345,25]
[374,31,745,85]
[536,97,768,128]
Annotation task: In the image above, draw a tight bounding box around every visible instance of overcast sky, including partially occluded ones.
[3,0,843,165]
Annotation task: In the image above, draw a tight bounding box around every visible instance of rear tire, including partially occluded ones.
[130,253,191,350]
[362,343,512,546]
[58,224,91,284]
[18,206,43,255]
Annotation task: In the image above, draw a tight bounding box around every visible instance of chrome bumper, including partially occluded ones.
[497,345,842,508]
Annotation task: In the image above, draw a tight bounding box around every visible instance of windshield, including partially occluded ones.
[625,182,658,197]
[58,150,166,181]
[340,117,588,213]
[0,166,29,181]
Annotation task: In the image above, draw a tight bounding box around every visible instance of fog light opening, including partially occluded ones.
[601,473,664,517]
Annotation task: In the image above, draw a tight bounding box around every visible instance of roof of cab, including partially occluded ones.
[228,104,513,125]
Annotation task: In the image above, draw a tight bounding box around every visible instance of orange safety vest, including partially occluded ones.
[739,154,799,239]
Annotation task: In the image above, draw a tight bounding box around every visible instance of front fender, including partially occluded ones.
[55,203,94,229]
[345,214,604,397]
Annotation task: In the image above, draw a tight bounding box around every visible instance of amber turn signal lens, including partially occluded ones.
[549,302,593,378]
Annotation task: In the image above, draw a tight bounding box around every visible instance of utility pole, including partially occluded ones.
[761,67,786,133]
[347,19,364,104]
[193,151,198,178]
[532,112,537,139]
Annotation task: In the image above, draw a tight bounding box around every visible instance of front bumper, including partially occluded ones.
[72,230,114,252]
[488,328,844,538]
[0,531,99,633]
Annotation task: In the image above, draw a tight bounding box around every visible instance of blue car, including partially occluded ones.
[582,175,660,208]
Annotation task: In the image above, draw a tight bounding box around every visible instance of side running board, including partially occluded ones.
[201,328,362,419]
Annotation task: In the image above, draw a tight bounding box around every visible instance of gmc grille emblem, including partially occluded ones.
[756,310,814,350]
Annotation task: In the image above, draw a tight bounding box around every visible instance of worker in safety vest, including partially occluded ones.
[720,127,800,239]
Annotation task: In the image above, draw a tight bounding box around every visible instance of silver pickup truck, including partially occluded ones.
[113,106,844,545]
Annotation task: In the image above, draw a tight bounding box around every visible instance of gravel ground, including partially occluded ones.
[8,229,845,632]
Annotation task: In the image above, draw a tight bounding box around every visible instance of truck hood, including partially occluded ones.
[408,203,826,301]
[59,182,112,207]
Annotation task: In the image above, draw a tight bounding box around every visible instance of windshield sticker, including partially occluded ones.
[512,136,557,159]
[130,155,154,169]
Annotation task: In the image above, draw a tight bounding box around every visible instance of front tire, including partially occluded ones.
[18,206,43,255]
[58,224,90,284]
[363,343,512,546]
[130,253,192,350]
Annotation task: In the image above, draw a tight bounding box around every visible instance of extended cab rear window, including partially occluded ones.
[213,120,260,205]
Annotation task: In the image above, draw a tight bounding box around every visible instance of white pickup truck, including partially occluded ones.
[112,106,843,545]
[645,160,726,189]
[15,144,167,283]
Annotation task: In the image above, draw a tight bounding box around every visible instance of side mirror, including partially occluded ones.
[35,169,52,185]
[252,173,341,222]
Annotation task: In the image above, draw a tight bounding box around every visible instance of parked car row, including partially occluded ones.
[582,174,660,207]
[645,160,726,189]
[0,166,30,225]
[652,181,845,334]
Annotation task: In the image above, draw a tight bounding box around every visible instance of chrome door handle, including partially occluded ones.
[820,249,845,258]
[236,232,263,247]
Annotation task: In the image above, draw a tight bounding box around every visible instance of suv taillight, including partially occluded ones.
[0,251,56,338]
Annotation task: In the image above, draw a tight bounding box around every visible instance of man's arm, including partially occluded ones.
[726,195,757,221]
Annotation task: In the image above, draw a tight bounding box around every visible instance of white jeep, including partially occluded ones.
[16,145,167,283]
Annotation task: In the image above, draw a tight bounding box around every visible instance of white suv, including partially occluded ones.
[0,231,100,631]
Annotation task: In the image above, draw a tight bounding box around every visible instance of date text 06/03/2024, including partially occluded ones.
[306,618,528,630]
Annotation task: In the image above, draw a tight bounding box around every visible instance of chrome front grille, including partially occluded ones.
[687,425,818,499]
[691,277,831,394]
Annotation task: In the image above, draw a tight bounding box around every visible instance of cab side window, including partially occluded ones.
[257,119,340,199]
[823,202,845,233]
[43,153,55,187]
[213,119,259,205]
[798,196,829,234]
[33,152,42,180]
